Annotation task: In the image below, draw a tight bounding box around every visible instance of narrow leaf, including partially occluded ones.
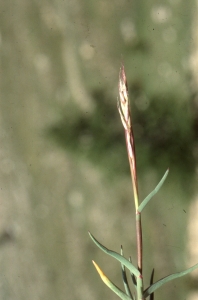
[138,169,169,213]
[143,263,198,298]
[149,269,155,300]
[121,246,133,299]
[92,260,132,300]
[89,232,140,277]
[129,256,137,288]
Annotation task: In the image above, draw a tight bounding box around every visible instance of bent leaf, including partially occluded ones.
[143,263,198,298]
[92,260,132,300]
[89,232,140,277]
[138,169,169,213]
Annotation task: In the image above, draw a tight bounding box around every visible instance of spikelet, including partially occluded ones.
[118,64,139,210]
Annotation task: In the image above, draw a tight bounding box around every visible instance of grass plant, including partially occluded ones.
[89,64,198,300]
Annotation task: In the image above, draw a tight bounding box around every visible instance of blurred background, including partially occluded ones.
[1,0,198,299]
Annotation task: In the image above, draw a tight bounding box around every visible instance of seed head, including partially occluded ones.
[118,64,139,209]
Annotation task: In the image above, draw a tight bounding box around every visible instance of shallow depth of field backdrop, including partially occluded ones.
[1,0,198,300]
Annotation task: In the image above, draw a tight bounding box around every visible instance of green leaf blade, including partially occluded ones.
[89,232,140,277]
[92,260,132,300]
[121,246,133,299]
[129,257,137,289]
[149,269,155,300]
[143,263,198,298]
[138,169,169,213]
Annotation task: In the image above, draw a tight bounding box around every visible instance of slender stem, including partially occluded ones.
[125,130,139,211]
[136,212,145,300]
[136,212,143,273]
[137,275,144,300]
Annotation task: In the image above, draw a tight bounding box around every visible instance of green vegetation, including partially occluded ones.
[89,65,198,300]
